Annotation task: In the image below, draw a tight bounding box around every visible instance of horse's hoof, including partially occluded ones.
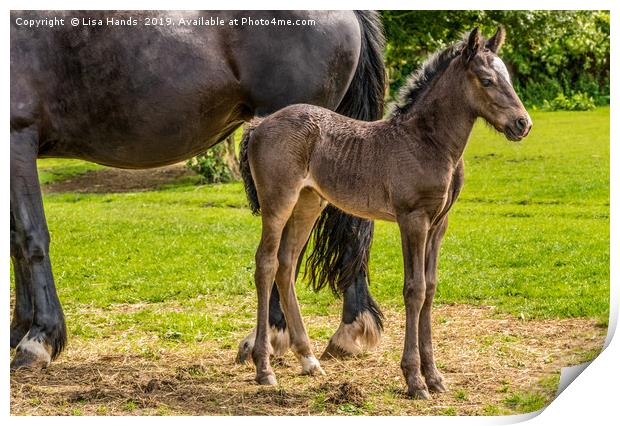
[320,312,382,360]
[320,340,353,360]
[301,356,325,376]
[256,374,277,386]
[236,326,290,364]
[236,336,254,364]
[408,388,431,400]
[11,338,52,371]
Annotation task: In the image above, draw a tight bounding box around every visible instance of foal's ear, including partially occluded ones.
[464,27,481,62]
[485,26,506,53]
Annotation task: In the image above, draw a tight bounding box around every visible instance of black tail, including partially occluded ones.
[305,11,386,296]
[239,121,261,215]
[334,10,386,124]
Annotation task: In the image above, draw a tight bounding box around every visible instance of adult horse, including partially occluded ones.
[10,10,385,369]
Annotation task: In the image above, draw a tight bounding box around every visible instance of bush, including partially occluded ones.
[381,11,610,109]
[514,77,563,108]
[186,143,234,184]
[541,92,596,112]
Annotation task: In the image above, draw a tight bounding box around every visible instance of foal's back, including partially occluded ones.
[249,104,450,222]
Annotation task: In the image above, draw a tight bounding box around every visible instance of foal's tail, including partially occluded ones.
[239,120,262,215]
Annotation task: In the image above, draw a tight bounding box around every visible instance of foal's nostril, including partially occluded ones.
[515,117,528,133]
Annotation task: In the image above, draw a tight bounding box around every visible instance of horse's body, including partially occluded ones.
[10,10,386,369]
[240,28,532,397]
[12,11,362,166]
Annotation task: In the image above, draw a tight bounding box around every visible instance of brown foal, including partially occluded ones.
[240,27,532,398]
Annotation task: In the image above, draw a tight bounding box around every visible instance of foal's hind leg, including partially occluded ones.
[420,217,449,393]
[275,189,326,376]
[252,192,301,385]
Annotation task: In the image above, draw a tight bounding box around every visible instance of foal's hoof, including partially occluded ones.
[408,388,431,400]
[256,374,278,386]
[11,339,52,371]
[303,365,326,376]
[426,378,447,393]
[301,356,326,376]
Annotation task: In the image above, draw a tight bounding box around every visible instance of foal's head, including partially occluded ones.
[460,27,532,141]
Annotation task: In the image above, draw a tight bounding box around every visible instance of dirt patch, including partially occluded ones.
[10,304,606,416]
[43,163,196,194]
[322,381,366,406]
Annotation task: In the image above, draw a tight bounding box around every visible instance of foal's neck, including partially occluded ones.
[398,66,476,166]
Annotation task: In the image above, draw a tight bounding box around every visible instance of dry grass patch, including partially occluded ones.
[11,304,606,416]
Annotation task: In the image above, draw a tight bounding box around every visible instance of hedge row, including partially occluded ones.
[381,11,610,109]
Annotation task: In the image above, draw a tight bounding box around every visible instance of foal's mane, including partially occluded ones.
[388,36,470,118]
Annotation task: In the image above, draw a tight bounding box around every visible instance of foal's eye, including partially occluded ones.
[480,78,492,87]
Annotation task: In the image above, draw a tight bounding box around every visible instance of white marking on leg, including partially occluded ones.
[300,355,325,375]
[236,329,257,363]
[269,325,290,357]
[236,325,291,363]
[328,311,381,356]
[16,332,52,366]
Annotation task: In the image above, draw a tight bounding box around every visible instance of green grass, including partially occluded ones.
[13,108,608,344]
[372,107,610,322]
[37,158,104,184]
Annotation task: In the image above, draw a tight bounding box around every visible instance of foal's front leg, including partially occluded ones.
[420,217,448,393]
[397,212,430,399]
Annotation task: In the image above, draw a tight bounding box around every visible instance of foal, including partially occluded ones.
[240,27,531,398]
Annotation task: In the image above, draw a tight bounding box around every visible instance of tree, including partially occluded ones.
[381,11,610,107]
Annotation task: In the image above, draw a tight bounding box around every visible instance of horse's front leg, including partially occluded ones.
[10,126,67,369]
[397,212,430,399]
[235,285,290,364]
[10,208,34,347]
[419,216,449,393]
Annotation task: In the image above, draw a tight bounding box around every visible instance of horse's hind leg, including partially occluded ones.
[419,217,448,393]
[10,127,67,369]
[310,210,383,360]
[275,189,326,376]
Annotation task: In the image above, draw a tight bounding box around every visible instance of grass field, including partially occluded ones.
[10,108,610,415]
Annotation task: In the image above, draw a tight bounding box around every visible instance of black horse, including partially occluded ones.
[10,10,385,369]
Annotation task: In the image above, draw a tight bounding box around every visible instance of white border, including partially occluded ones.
[3,1,617,424]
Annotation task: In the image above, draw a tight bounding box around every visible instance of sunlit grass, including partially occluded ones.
[9,108,609,415]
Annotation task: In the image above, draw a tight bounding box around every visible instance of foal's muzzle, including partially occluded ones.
[505,115,533,141]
